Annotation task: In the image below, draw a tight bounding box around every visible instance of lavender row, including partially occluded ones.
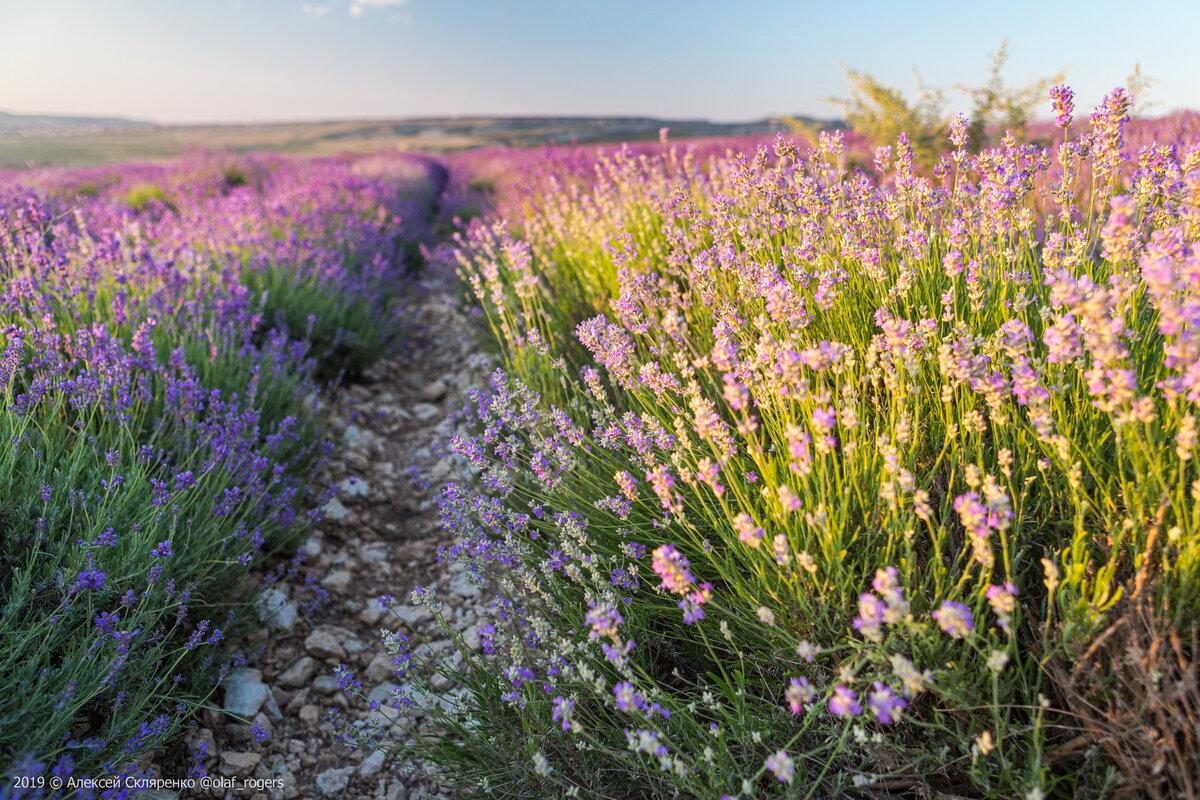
[0,151,442,794]
[351,91,1200,798]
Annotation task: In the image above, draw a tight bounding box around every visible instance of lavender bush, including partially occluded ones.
[354,92,1200,798]
[0,152,439,792]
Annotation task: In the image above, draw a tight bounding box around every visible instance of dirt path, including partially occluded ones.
[166,260,490,800]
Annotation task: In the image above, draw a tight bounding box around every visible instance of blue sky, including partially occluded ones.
[0,0,1196,124]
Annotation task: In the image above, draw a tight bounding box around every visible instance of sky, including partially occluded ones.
[0,0,1197,125]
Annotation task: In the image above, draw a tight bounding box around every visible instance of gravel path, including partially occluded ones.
[166,268,491,800]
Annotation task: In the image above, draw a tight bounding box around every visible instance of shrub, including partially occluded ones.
[349,89,1200,799]
[0,151,438,782]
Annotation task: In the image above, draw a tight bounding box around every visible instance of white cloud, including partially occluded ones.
[302,0,407,19]
[349,0,406,15]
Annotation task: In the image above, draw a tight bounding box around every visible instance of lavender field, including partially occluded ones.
[3,67,1200,800]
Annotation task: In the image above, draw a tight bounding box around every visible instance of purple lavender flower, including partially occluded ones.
[867,681,907,724]
[765,750,795,784]
[1049,85,1075,128]
[933,601,975,639]
[829,685,861,718]
[72,569,107,594]
[651,544,694,594]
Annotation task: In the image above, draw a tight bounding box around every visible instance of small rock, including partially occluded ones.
[298,705,320,725]
[263,691,284,722]
[368,681,398,707]
[461,624,481,651]
[344,637,370,655]
[220,751,261,777]
[411,403,440,422]
[320,570,353,593]
[361,542,390,562]
[343,425,365,451]
[256,588,297,632]
[358,750,387,778]
[303,535,324,558]
[321,498,351,522]
[284,688,310,714]
[311,674,340,695]
[385,779,407,800]
[419,379,447,402]
[338,476,371,498]
[315,766,356,796]
[305,628,347,660]
[449,572,481,598]
[391,604,432,627]
[188,726,217,756]
[223,668,270,718]
[277,656,317,689]
[359,598,387,626]
[364,651,394,683]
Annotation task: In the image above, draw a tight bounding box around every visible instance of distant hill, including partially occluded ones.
[0,113,841,169]
[0,111,154,138]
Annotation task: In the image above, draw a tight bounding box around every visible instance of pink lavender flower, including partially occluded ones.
[613,681,642,712]
[1049,85,1075,128]
[933,601,975,639]
[585,602,624,640]
[872,566,909,622]
[785,676,817,713]
[950,112,969,148]
[985,582,1019,630]
[551,696,577,732]
[852,592,886,642]
[765,750,795,784]
[678,582,712,624]
[828,685,861,718]
[651,544,694,594]
[867,681,907,724]
[732,512,764,547]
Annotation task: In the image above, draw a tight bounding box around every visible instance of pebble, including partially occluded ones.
[223,668,271,718]
[367,682,398,707]
[219,751,261,777]
[418,379,447,401]
[320,570,353,592]
[338,476,371,498]
[364,651,394,683]
[321,498,351,522]
[358,598,388,626]
[391,604,432,627]
[305,628,347,660]
[315,766,356,796]
[298,705,320,725]
[411,402,440,421]
[277,657,316,688]
[256,588,298,632]
[312,675,340,695]
[461,624,481,651]
[358,750,387,778]
[448,572,481,598]
[342,425,365,451]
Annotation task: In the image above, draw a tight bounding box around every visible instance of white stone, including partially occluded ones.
[320,570,353,593]
[223,668,270,718]
[338,476,371,498]
[315,766,355,796]
[320,498,351,522]
[277,656,316,688]
[358,750,387,778]
[256,588,297,632]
